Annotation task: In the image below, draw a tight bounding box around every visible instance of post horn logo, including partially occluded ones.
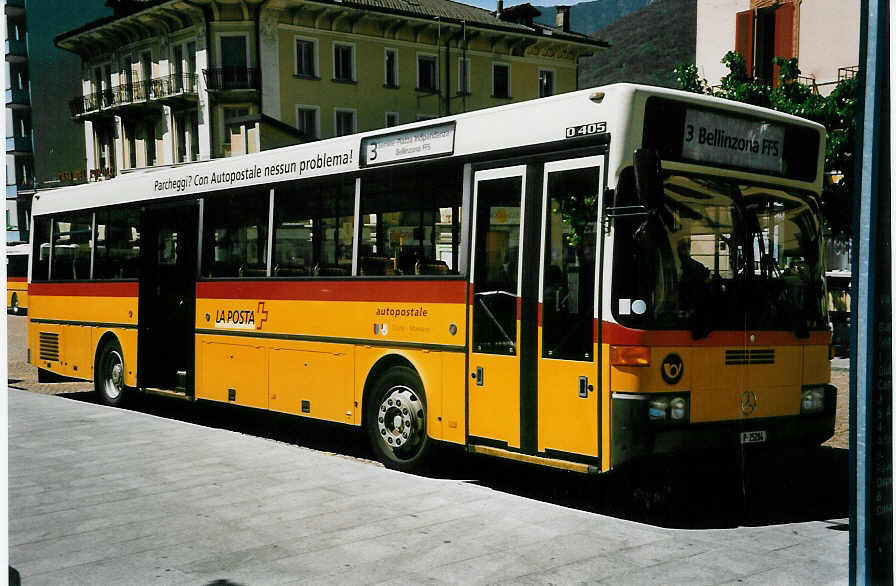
[660,354,684,385]
[741,390,758,416]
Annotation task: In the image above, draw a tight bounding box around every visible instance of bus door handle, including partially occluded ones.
[578,376,593,398]
[472,367,484,386]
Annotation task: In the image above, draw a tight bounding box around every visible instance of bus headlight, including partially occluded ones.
[649,398,668,421]
[801,387,825,414]
[669,397,688,421]
[648,394,689,423]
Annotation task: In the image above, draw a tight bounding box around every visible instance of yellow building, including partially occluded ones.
[57,0,603,178]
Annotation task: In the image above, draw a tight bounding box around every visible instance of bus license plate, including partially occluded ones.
[741,431,767,444]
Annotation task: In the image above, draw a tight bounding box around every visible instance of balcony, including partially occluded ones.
[5,86,30,107]
[6,134,32,153]
[5,0,25,16]
[68,73,199,118]
[204,67,259,91]
[5,38,27,61]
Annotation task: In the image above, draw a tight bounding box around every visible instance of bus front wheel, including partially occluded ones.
[366,366,430,472]
[95,339,126,407]
[10,293,18,314]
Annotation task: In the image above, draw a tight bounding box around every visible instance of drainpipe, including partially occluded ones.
[186,0,215,157]
[254,0,270,114]
[444,36,451,116]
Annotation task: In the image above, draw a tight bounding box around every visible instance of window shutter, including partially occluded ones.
[773,3,795,86]
[734,9,754,76]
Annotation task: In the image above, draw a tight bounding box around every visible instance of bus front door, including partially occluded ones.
[468,166,529,448]
[138,203,198,393]
[536,156,603,460]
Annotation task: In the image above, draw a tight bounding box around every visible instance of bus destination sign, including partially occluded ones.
[360,122,456,167]
[682,108,785,174]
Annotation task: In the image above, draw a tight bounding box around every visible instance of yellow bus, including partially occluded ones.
[6,243,29,314]
[27,84,835,473]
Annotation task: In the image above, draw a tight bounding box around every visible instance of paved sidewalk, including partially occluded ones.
[9,389,847,585]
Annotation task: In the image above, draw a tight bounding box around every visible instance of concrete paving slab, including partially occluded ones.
[9,389,848,585]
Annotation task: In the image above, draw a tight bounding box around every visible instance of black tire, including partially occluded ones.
[366,366,431,472]
[95,338,126,406]
[10,293,19,314]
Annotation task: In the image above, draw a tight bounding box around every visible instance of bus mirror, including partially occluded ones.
[633,211,663,250]
[633,148,663,209]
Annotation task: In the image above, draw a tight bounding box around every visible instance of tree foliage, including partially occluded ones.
[675,52,857,239]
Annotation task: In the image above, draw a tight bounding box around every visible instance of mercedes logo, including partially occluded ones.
[741,390,758,416]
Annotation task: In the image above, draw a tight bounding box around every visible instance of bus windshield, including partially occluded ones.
[613,172,827,337]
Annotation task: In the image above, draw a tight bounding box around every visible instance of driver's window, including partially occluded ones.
[472,176,522,355]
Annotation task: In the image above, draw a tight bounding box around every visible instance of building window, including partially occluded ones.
[417,54,438,92]
[458,58,471,94]
[296,105,319,138]
[334,109,356,137]
[385,112,399,127]
[538,70,554,97]
[333,44,354,82]
[295,38,317,77]
[493,63,510,98]
[384,49,398,88]
[734,4,795,86]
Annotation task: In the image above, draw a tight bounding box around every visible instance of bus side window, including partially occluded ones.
[32,217,51,281]
[359,160,462,276]
[272,177,355,277]
[202,188,270,278]
[52,212,93,281]
[94,208,141,280]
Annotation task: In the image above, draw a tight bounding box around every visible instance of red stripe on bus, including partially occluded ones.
[598,321,831,346]
[197,279,468,303]
[7,277,26,282]
[516,297,522,321]
[538,303,543,327]
[29,282,139,297]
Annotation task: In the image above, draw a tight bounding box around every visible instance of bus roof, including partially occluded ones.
[31,83,825,216]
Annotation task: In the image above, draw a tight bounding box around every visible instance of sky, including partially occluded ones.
[463,0,592,11]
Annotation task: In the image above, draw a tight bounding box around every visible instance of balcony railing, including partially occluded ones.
[204,67,259,90]
[68,73,199,117]
[5,39,27,58]
[6,87,30,106]
[838,66,859,81]
[6,134,32,153]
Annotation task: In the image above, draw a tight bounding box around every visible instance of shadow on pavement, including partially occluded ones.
[58,390,848,530]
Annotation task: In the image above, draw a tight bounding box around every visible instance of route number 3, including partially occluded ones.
[367,143,378,161]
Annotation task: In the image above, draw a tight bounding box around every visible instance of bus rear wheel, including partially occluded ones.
[10,293,18,314]
[95,339,126,406]
[366,366,430,472]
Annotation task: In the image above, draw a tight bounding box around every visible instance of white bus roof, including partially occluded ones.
[31,83,825,216]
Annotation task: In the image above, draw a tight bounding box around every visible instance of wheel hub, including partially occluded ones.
[377,386,424,452]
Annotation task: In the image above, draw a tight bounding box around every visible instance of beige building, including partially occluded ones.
[57,0,603,180]
[695,0,859,93]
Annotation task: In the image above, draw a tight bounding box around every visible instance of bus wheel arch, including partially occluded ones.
[363,356,431,471]
[94,333,126,406]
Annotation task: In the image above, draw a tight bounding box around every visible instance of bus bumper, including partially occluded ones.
[611,385,837,469]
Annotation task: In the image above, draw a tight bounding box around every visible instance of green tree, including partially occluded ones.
[675,52,857,239]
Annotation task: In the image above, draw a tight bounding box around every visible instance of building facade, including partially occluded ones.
[57,0,602,179]
[695,0,859,93]
[5,0,32,243]
[5,0,111,243]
